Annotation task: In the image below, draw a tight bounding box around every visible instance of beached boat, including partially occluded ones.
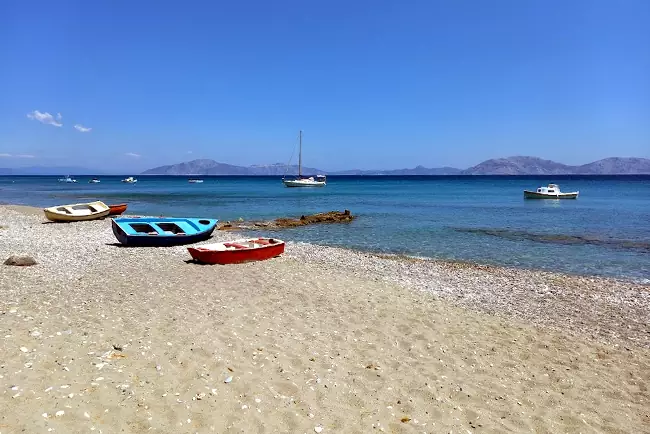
[58,175,77,183]
[111,217,218,247]
[187,237,285,264]
[43,201,110,222]
[89,178,101,183]
[282,131,326,187]
[188,179,204,183]
[108,203,128,216]
[122,176,138,183]
[524,184,579,199]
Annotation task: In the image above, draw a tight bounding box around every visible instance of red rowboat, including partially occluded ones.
[108,203,128,216]
[187,237,285,264]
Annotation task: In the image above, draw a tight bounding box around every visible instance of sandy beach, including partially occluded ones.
[1,205,649,433]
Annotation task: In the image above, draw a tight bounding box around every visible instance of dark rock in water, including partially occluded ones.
[218,210,356,231]
[4,255,37,266]
[274,210,356,228]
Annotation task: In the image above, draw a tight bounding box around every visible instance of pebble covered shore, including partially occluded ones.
[3,205,648,349]
[287,243,650,349]
[1,205,649,433]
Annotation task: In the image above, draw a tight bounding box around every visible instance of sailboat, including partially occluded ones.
[282,130,326,187]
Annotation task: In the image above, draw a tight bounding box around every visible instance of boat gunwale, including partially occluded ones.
[111,217,218,246]
[187,238,285,264]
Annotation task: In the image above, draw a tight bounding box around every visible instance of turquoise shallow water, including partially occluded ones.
[1,175,649,281]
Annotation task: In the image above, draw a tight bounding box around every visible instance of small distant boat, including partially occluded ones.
[89,178,101,184]
[58,175,77,183]
[108,203,128,216]
[282,131,326,187]
[188,237,285,264]
[188,179,204,183]
[44,201,110,222]
[524,184,579,199]
[111,217,218,247]
[122,177,138,183]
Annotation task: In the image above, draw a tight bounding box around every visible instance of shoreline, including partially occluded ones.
[4,199,647,284]
[1,204,650,432]
[286,242,650,349]
[324,246,650,285]
[3,204,650,349]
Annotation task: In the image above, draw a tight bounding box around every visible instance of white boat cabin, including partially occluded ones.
[536,184,561,194]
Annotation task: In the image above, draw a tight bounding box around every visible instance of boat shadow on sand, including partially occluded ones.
[182,259,220,266]
[452,227,650,253]
[104,239,215,249]
[41,217,112,225]
[105,242,135,248]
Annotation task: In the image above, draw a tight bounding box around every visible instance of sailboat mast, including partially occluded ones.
[298,130,302,177]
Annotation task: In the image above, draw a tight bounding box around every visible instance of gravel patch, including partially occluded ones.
[284,242,650,348]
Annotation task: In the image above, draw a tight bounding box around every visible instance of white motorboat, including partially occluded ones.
[89,178,101,184]
[122,176,138,183]
[524,184,579,199]
[282,130,326,188]
[58,175,77,183]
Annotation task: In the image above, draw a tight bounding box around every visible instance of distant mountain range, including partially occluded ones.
[141,160,325,176]
[2,156,649,176]
[332,165,462,175]
[141,156,650,176]
[462,156,650,175]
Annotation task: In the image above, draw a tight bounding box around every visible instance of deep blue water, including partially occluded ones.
[1,175,649,281]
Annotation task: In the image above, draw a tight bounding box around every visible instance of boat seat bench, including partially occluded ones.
[224,243,248,249]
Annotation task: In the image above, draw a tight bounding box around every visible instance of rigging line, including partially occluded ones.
[282,134,299,179]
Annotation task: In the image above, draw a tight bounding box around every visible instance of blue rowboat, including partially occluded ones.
[111,217,218,247]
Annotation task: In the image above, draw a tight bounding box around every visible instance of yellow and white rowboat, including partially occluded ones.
[43,201,110,222]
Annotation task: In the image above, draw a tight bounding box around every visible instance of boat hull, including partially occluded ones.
[108,203,128,216]
[111,217,217,247]
[188,238,285,264]
[524,190,579,199]
[43,201,110,222]
[283,180,326,187]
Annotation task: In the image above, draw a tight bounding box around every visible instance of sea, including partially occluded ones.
[1,175,649,282]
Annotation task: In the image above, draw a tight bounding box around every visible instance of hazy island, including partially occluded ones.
[141,156,650,176]
[2,156,650,176]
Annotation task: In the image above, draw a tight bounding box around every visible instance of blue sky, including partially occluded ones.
[1,0,648,172]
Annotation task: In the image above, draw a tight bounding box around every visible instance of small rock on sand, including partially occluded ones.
[4,255,37,266]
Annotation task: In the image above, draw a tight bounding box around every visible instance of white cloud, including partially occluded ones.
[125,152,141,158]
[0,153,35,158]
[27,110,63,127]
[74,124,92,133]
